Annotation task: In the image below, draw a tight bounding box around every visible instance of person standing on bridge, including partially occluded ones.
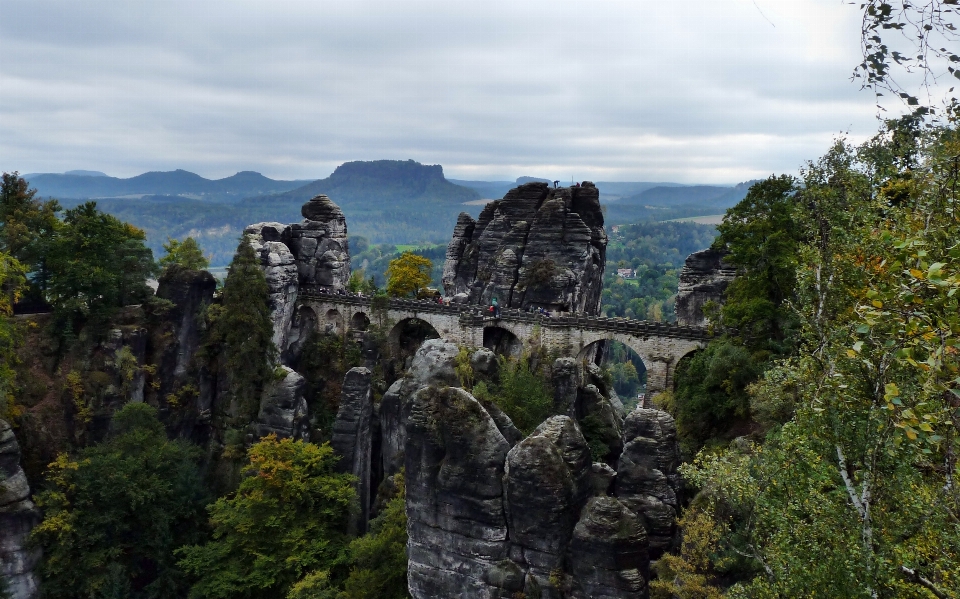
[492,297,501,319]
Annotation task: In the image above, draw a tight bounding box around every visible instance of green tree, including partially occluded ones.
[0,172,61,298]
[177,436,355,599]
[0,251,26,419]
[473,356,554,435]
[159,237,210,271]
[32,403,208,599]
[385,252,431,298]
[205,236,277,423]
[45,202,157,327]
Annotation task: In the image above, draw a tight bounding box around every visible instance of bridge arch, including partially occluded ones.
[388,317,441,355]
[572,329,704,395]
[351,311,371,331]
[483,326,523,357]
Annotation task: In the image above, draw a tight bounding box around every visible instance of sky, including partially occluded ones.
[0,0,887,184]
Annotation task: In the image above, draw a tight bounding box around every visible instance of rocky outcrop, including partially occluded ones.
[0,420,40,599]
[245,222,300,350]
[616,408,683,556]
[331,367,373,535]
[442,182,607,315]
[405,386,512,598]
[256,366,309,441]
[155,265,217,383]
[283,195,350,293]
[505,416,592,591]
[240,195,351,361]
[674,247,735,327]
[568,497,648,598]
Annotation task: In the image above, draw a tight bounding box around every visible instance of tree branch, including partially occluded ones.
[899,565,952,599]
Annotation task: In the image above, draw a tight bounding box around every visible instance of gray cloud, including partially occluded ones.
[1,0,885,183]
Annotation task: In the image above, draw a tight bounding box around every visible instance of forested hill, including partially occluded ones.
[22,169,309,202]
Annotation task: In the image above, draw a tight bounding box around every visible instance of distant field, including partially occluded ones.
[665,214,725,225]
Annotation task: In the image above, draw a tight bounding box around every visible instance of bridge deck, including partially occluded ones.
[297,290,711,341]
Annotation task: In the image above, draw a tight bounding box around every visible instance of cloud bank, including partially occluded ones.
[0,0,880,183]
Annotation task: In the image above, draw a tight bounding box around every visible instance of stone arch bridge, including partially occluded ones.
[296,291,711,394]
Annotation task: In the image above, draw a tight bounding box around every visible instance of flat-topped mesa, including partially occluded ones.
[442,181,607,315]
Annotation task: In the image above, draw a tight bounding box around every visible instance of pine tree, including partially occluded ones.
[211,236,277,422]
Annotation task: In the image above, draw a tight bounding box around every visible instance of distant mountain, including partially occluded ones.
[23,169,309,202]
[65,170,108,177]
[620,185,734,206]
[254,159,480,207]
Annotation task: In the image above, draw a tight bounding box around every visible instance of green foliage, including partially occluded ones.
[32,403,208,599]
[0,252,26,420]
[205,236,277,423]
[454,346,474,390]
[714,175,803,353]
[160,237,210,271]
[473,356,554,434]
[177,436,355,599]
[294,332,364,438]
[46,201,158,328]
[346,269,376,294]
[672,340,761,455]
[335,473,409,599]
[650,507,724,599]
[385,252,432,298]
[681,121,960,598]
[0,172,61,299]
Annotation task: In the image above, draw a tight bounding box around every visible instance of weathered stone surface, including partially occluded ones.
[615,407,682,556]
[408,338,460,388]
[552,356,579,417]
[256,366,309,441]
[283,195,350,292]
[568,496,648,599]
[0,419,40,599]
[331,367,373,534]
[470,348,498,382]
[155,265,217,383]
[245,222,300,351]
[577,384,624,463]
[405,386,511,599]
[442,182,607,315]
[505,416,592,591]
[675,247,735,327]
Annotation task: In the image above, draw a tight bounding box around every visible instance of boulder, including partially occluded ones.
[552,356,579,417]
[674,247,736,327]
[0,420,40,599]
[408,338,460,388]
[330,367,374,535]
[256,366,309,441]
[442,182,607,315]
[615,408,682,556]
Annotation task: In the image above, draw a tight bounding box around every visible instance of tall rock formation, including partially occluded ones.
[330,367,374,535]
[442,182,607,315]
[242,194,351,358]
[0,420,40,599]
[674,247,735,327]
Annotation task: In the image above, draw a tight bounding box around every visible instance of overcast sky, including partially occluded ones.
[1,0,885,184]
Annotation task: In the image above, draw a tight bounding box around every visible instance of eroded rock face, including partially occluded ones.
[283,195,350,292]
[256,366,309,441]
[0,420,40,599]
[155,265,217,384]
[442,182,607,315]
[405,386,511,598]
[615,408,683,556]
[240,196,351,361]
[331,367,373,535]
[674,247,736,327]
[505,416,592,592]
[568,496,648,599]
[245,222,300,351]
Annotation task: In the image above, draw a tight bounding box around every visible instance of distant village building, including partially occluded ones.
[617,268,634,278]
[611,225,620,234]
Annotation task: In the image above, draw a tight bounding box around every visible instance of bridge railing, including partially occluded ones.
[296,289,711,340]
